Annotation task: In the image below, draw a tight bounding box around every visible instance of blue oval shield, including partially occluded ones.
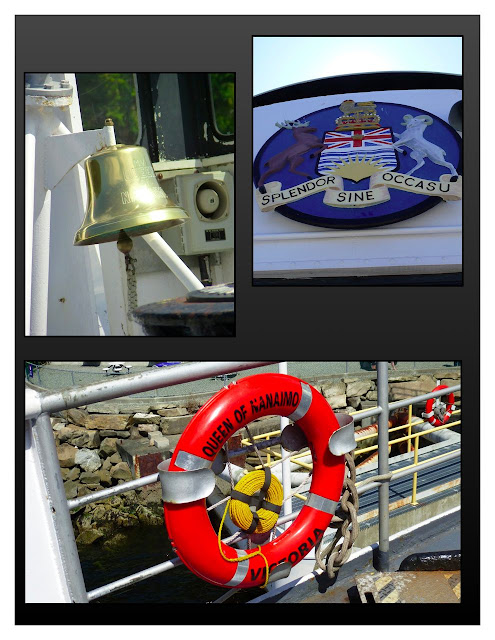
[253,101,462,228]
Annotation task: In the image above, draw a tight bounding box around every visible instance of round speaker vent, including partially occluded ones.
[195,180,229,221]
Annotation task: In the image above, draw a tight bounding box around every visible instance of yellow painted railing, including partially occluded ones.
[241,406,461,506]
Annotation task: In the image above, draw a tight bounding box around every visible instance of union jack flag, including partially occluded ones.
[317,127,397,175]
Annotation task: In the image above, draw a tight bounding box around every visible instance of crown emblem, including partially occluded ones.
[335,100,380,131]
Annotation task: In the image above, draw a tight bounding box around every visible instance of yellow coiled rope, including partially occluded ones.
[217,469,284,588]
[229,470,283,534]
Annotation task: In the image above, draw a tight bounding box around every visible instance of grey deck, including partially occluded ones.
[255,509,460,603]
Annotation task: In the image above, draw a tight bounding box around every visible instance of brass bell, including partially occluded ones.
[74,144,189,246]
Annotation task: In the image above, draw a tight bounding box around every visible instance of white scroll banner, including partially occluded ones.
[255,172,462,211]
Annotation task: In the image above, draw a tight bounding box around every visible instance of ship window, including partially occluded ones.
[75,73,140,145]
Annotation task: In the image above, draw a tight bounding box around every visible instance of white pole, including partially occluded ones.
[25,114,37,335]
[30,188,52,335]
[142,232,204,292]
[278,361,293,529]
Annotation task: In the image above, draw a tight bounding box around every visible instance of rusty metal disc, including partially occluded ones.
[186,283,234,302]
[132,283,235,336]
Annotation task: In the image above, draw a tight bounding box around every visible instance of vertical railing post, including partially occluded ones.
[411,434,420,505]
[375,361,390,572]
[278,362,292,529]
[25,411,88,602]
[407,403,413,453]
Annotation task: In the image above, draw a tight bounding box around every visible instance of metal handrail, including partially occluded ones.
[85,446,461,602]
[25,362,460,603]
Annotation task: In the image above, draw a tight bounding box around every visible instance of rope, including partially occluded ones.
[244,425,265,467]
[125,253,138,317]
[315,453,360,579]
[229,470,283,534]
[217,499,270,589]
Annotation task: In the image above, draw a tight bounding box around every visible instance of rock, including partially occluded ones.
[109,451,122,464]
[99,429,130,438]
[150,435,170,448]
[118,404,152,414]
[347,396,362,409]
[61,408,89,427]
[156,407,188,417]
[58,425,101,449]
[97,469,112,486]
[77,484,101,497]
[129,426,141,439]
[75,448,102,473]
[138,484,162,506]
[91,504,109,521]
[103,533,128,549]
[85,414,130,430]
[149,402,179,411]
[100,437,119,457]
[76,529,104,545]
[160,415,192,435]
[346,379,373,398]
[50,417,66,428]
[57,443,78,468]
[110,495,123,508]
[101,457,112,471]
[147,431,162,439]
[389,375,437,401]
[135,504,163,526]
[111,462,133,481]
[440,379,461,399]
[183,400,204,414]
[63,479,79,499]
[86,403,122,414]
[79,472,102,485]
[127,412,161,426]
[325,394,347,409]
[137,424,158,435]
[366,390,378,401]
[61,466,81,481]
[321,380,346,399]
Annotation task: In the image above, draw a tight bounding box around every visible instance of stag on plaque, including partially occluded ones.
[253,99,462,229]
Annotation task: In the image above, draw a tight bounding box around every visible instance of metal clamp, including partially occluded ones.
[158,459,216,504]
[329,413,357,456]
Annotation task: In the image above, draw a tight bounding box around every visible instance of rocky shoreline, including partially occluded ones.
[51,368,460,547]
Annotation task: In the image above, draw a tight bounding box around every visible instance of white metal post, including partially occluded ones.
[25,412,88,602]
[25,115,37,335]
[30,187,52,335]
[376,361,390,571]
[142,233,204,292]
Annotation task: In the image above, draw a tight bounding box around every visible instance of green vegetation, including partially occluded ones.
[210,73,234,135]
[76,73,139,145]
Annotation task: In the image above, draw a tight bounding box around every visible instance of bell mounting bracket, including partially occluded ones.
[44,123,117,191]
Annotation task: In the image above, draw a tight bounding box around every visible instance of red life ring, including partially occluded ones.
[162,373,346,589]
[423,385,456,427]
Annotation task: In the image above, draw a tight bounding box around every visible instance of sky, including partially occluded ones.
[253,37,462,95]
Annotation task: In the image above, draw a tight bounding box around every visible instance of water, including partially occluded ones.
[79,525,259,604]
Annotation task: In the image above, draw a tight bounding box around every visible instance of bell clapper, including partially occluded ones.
[117,231,137,275]
[117,230,133,255]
